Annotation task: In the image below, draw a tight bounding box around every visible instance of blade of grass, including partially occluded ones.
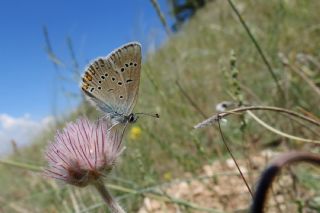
[0,159,42,172]
[150,0,171,35]
[227,0,285,99]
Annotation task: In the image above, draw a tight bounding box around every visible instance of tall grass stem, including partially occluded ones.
[150,0,171,35]
[227,0,285,99]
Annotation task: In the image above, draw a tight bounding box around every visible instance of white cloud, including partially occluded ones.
[0,114,54,156]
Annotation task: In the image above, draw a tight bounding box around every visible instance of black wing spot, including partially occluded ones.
[134,63,137,66]
[90,88,95,92]
[125,63,129,67]
[126,79,133,83]
[101,75,105,79]
[112,77,115,81]
[121,68,125,72]
[119,95,123,99]
[118,82,123,85]
[98,86,101,90]
[98,81,102,84]
[130,62,133,66]
[105,73,108,77]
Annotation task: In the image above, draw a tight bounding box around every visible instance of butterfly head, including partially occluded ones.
[128,113,138,123]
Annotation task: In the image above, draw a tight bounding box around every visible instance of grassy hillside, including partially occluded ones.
[1,0,320,212]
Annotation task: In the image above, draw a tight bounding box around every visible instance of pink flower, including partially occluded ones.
[44,118,124,187]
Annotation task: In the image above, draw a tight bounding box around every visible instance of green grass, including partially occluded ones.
[1,0,320,212]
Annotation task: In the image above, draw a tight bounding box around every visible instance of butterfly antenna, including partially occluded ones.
[135,112,160,118]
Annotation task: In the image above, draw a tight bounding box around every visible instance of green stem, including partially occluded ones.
[0,159,42,172]
[93,180,126,213]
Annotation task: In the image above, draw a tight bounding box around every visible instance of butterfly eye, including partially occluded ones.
[128,114,136,123]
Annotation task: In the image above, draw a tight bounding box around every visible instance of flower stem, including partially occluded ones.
[93,180,126,213]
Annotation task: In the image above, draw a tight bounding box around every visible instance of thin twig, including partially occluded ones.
[217,119,253,198]
[194,105,320,129]
[247,111,320,144]
[279,53,320,97]
[176,80,208,119]
[227,0,284,99]
[276,111,320,138]
[178,87,224,157]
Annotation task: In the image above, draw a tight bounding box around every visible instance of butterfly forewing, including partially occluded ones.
[81,42,142,117]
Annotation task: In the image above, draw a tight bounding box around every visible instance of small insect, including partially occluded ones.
[81,42,158,128]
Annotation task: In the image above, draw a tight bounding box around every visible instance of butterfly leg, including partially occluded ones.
[106,122,120,132]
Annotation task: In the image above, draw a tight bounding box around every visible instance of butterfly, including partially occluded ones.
[81,42,158,128]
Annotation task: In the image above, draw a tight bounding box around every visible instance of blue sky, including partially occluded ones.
[0,0,171,154]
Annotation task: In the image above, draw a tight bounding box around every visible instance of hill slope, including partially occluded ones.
[1,0,320,212]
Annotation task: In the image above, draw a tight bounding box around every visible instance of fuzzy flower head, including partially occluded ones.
[44,118,124,187]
